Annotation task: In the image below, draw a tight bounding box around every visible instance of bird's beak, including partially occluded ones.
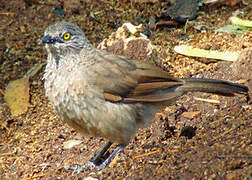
[41,35,56,44]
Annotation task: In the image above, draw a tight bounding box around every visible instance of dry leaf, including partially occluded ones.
[174,45,240,61]
[4,78,30,117]
[63,140,82,149]
[4,63,45,117]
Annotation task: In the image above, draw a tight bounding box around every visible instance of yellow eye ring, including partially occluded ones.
[63,32,71,40]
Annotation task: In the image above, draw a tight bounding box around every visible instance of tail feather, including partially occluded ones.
[179,78,248,96]
[117,78,248,103]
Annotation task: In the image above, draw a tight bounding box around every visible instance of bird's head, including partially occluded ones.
[42,21,92,57]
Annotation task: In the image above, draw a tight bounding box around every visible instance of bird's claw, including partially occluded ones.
[64,162,96,175]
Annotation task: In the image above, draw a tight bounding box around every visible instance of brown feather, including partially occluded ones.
[103,92,123,102]
[123,91,183,103]
[130,81,184,96]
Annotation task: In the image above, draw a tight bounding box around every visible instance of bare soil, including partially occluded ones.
[0,1,251,179]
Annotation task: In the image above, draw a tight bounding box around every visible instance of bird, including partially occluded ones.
[41,21,248,172]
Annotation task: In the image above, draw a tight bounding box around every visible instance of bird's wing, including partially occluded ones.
[81,48,184,103]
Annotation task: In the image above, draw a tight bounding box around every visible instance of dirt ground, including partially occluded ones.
[0,0,251,179]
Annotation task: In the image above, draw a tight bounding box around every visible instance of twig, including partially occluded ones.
[194,97,220,104]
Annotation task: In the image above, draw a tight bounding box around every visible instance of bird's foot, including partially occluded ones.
[64,143,125,175]
[64,162,96,175]
[96,144,125,170]
[63,153,116,175]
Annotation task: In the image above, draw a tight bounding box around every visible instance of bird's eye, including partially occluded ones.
[63,32,71,40]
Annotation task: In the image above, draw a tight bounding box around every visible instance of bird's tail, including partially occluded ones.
[178,78,248,96]
[120,78,248,103]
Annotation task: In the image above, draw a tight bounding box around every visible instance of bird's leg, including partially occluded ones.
[65,141,125,175]
[90,141,113,165]
[98,144,125,170]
